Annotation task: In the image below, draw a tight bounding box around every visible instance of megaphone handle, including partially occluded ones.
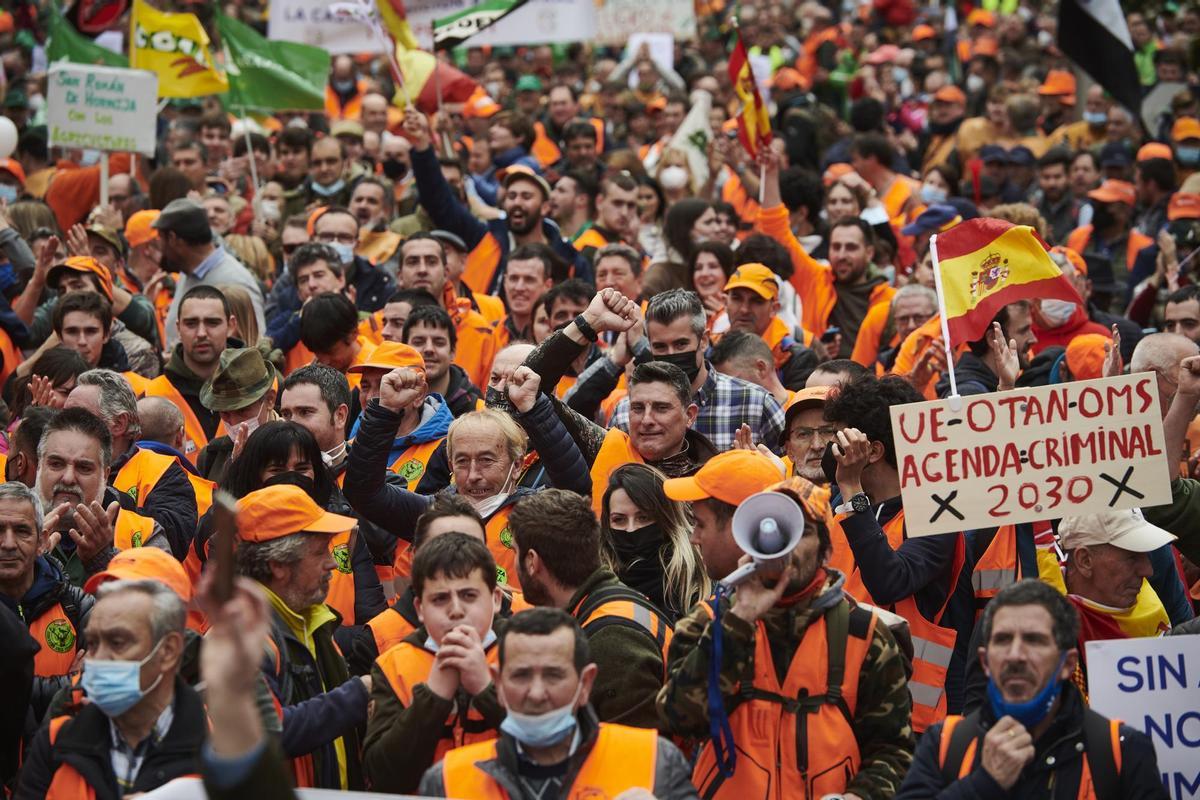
[719,561,760,591]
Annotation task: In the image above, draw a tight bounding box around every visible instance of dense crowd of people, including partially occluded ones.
[0,0,1197,797]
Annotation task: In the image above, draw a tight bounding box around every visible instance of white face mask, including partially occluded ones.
[322,440,348,468]
[659,166,689,190]
[1040,299,1077,327]
[966,74,986,94]
[467,461,518,518]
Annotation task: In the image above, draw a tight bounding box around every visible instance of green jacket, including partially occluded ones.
[1142,477,1200,566]
[656,571,914,800]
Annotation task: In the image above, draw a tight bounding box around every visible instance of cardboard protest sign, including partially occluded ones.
[268,0,379,54]
[47,64,157,156]
[408,0,595,48]
[595,0,696,46]
[890,373,1172,537]
[1087,635,1200,800]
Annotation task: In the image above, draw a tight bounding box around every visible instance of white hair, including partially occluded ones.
[1130,332,1199,375]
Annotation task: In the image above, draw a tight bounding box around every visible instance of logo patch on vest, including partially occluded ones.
[397,459,425,482]
[130,530,143,548]
[45,618,75,653]
[496,566,507,584]
[333,543,352,574]
[126,486,138,501]
[499,526,513,549]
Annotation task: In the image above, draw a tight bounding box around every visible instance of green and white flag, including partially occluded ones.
[47,6,128,67]
[216,11,329,112]
[433,0,528,50]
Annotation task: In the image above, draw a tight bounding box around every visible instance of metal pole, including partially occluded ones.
[929,232,962,411]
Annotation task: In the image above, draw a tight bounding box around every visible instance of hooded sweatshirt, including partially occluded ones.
[350,394,454,466]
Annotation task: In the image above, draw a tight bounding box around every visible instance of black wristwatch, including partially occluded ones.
[834,492,871,515]
[574,314,599,342]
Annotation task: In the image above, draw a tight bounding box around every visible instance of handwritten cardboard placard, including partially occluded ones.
[47,64,157,156]
[1087,635,1200,800]
[890,373,1172,537]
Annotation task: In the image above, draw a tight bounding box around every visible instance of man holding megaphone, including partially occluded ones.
[657,452,915,800]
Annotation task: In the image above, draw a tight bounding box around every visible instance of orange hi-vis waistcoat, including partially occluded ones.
[0,327,20,387]
[115,508,160,550]
[829,508,961,732]
[43,716,200,800]
[189,472,215,517]
[122,371,151,397]
[324,529,358,624]
[376,640,500,762]
[573,226,612,253]
[1066,225,1154,271]
[938,710,1123,799]
[112,447,177,509]
[462,234,504,295]
[143,375,224,465]
[531,118,606,169]
[691,600,876,800]
[388,440,445,580]
[442,722,658,799]
[28,602,79,678]
[588,429,644,516]
[285,340,316,376]
[369,590,534,656]
[970,524,1022,612]
[571,582,673,669]
[485,504,519,589]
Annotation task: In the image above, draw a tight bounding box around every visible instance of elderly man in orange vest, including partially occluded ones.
[421,607,698,799]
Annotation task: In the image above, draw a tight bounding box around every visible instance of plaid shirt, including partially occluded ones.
[608,363,786,451]
[110,700,174,793]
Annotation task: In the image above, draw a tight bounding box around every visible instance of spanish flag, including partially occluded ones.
[130,0,227,98]
[933,217,1080,345]
[728,30,771,158]
[377,0,421,51]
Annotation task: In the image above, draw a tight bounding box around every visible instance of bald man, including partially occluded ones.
[138,396,187,453]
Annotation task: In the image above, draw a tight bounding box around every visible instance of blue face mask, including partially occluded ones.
[921,184,948,204]
[328,242,355,266]
[312,178,346,197]
[1177,146,1200,166]
[0,184,18,204]
[1084,111,1108,127]
[986,653,1067,729]
[80,639,164,718]
[500,682,583,748]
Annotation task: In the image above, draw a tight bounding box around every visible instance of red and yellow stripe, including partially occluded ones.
[934,218,1079,345]
[728,31,771,158]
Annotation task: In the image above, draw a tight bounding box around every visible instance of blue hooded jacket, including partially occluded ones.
[350,394,454,465]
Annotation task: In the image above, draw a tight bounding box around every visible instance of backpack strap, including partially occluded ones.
[819,599,851,722]
[1082,710,1122,800]
[575,584,671,652]
[938,711,983,784]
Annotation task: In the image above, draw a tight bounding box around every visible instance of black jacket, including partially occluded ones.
[16,678,207,800]
[111,445,199,560]
[895,683,1167,800]
[938,351,999,398]
[443,364,483,418]
[0,600,37,788]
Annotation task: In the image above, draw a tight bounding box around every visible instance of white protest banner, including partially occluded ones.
[1087,636,1200,800]
[625,33,674,90]
[594,0,695,46]
[47,64,157,156]
[268,0,378,54]
[890,373,1172,537]
[408,0,595,49]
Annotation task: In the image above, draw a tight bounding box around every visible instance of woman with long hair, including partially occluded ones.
[689,240,735,318]
[600,464,710,621]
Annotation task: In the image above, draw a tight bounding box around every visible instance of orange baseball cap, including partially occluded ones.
[822,162,855,186]
[1037,70,1076,104]
[1173,117,1200,142]
[971,36,1000,58]
[912,24,936,42]
[1137,142,1174,162]
[0,157,25,185]
[346,340,425,374]
[464,93,501,119]
[784,385,832,429]
[47,256,114,301]
[84,547,194,602]
[769,67,809,92]
[724,263,778,300]
[1087,179,1136,206]
[933,85,967,105]
[663,450,785,505]
[0,11,13,34]
[1051,245,1087,276]
[125,209,161,247]
[967,9,995,27]
[237,485,357,543]
[1169,192,1200,221]
[1065,333,1111,381]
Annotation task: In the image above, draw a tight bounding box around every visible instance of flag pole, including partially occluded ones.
[929,232,963,412]
[239,109,260,193]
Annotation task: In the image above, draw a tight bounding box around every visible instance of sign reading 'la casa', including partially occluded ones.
[890,373,1174,537]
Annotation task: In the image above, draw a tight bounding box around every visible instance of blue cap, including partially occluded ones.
[979,144,1009,164]
[1007,146,1035,166]
[1099,142,1133,168]
[901,203,962,236]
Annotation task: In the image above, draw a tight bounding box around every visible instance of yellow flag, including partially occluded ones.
[130,0,227,98]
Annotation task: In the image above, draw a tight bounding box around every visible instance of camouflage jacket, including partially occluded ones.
[656,570,914,800]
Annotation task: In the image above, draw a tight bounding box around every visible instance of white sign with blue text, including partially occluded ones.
[1087,635,1200,800]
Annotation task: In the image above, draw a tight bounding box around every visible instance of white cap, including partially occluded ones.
[1058,508,1176,553]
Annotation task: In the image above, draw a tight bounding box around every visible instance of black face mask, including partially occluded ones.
[381,158,407,181]
[612,523,665,563]
[485,386,517,416]
[927,116,962,136]
[1091,204,1116,231]
[653,350,702,385]
[263,471,331,508]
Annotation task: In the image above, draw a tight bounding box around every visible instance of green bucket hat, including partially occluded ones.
[200,347,276,412]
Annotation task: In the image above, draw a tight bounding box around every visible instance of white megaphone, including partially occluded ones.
[719,491,806,590]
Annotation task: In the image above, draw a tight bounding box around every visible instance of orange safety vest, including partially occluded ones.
[970,524,1021,611]
[114,508,160,550]
[473,292,505,327]
[45,716,95,800]
[796,26,841,82]
[1065,225,1154,270]
[122,371,151,397]
[0,327,20,387]
[369,590,532,656]
[28,602,79,678]
[571,582,672,669]
[881,176,919,226]
[691,600,875,799]
[143,375,224,465]
[325,80,367,121]
[938,712,1122,798]
[721,169,760,237]
[462,234,504,296]
[189,472,215,517]
[573,226,611,253]
[454,308,499,391]
[484,504,519,589]
[388,440,446,579]
[375,641,500,762]
[324,528,357,624]
[588,429,644,516]
[442,723,658,799]
[828,508,962,732]
[112,447,177,509]
[531,119,605,169]
[285,340,315,376]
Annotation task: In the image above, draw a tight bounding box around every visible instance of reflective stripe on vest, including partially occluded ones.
[576,595,673,669]
[828,508,961,732]
[115,509,159,550]
[692,602,875,799]
[113,448,176,508]
[28,602,78,677]
[46,716,96,800]
[143,375,223,465]
[324,529,358,624]
[442,722,657,800]
[588,429,645,516]
[375,641,499,763]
